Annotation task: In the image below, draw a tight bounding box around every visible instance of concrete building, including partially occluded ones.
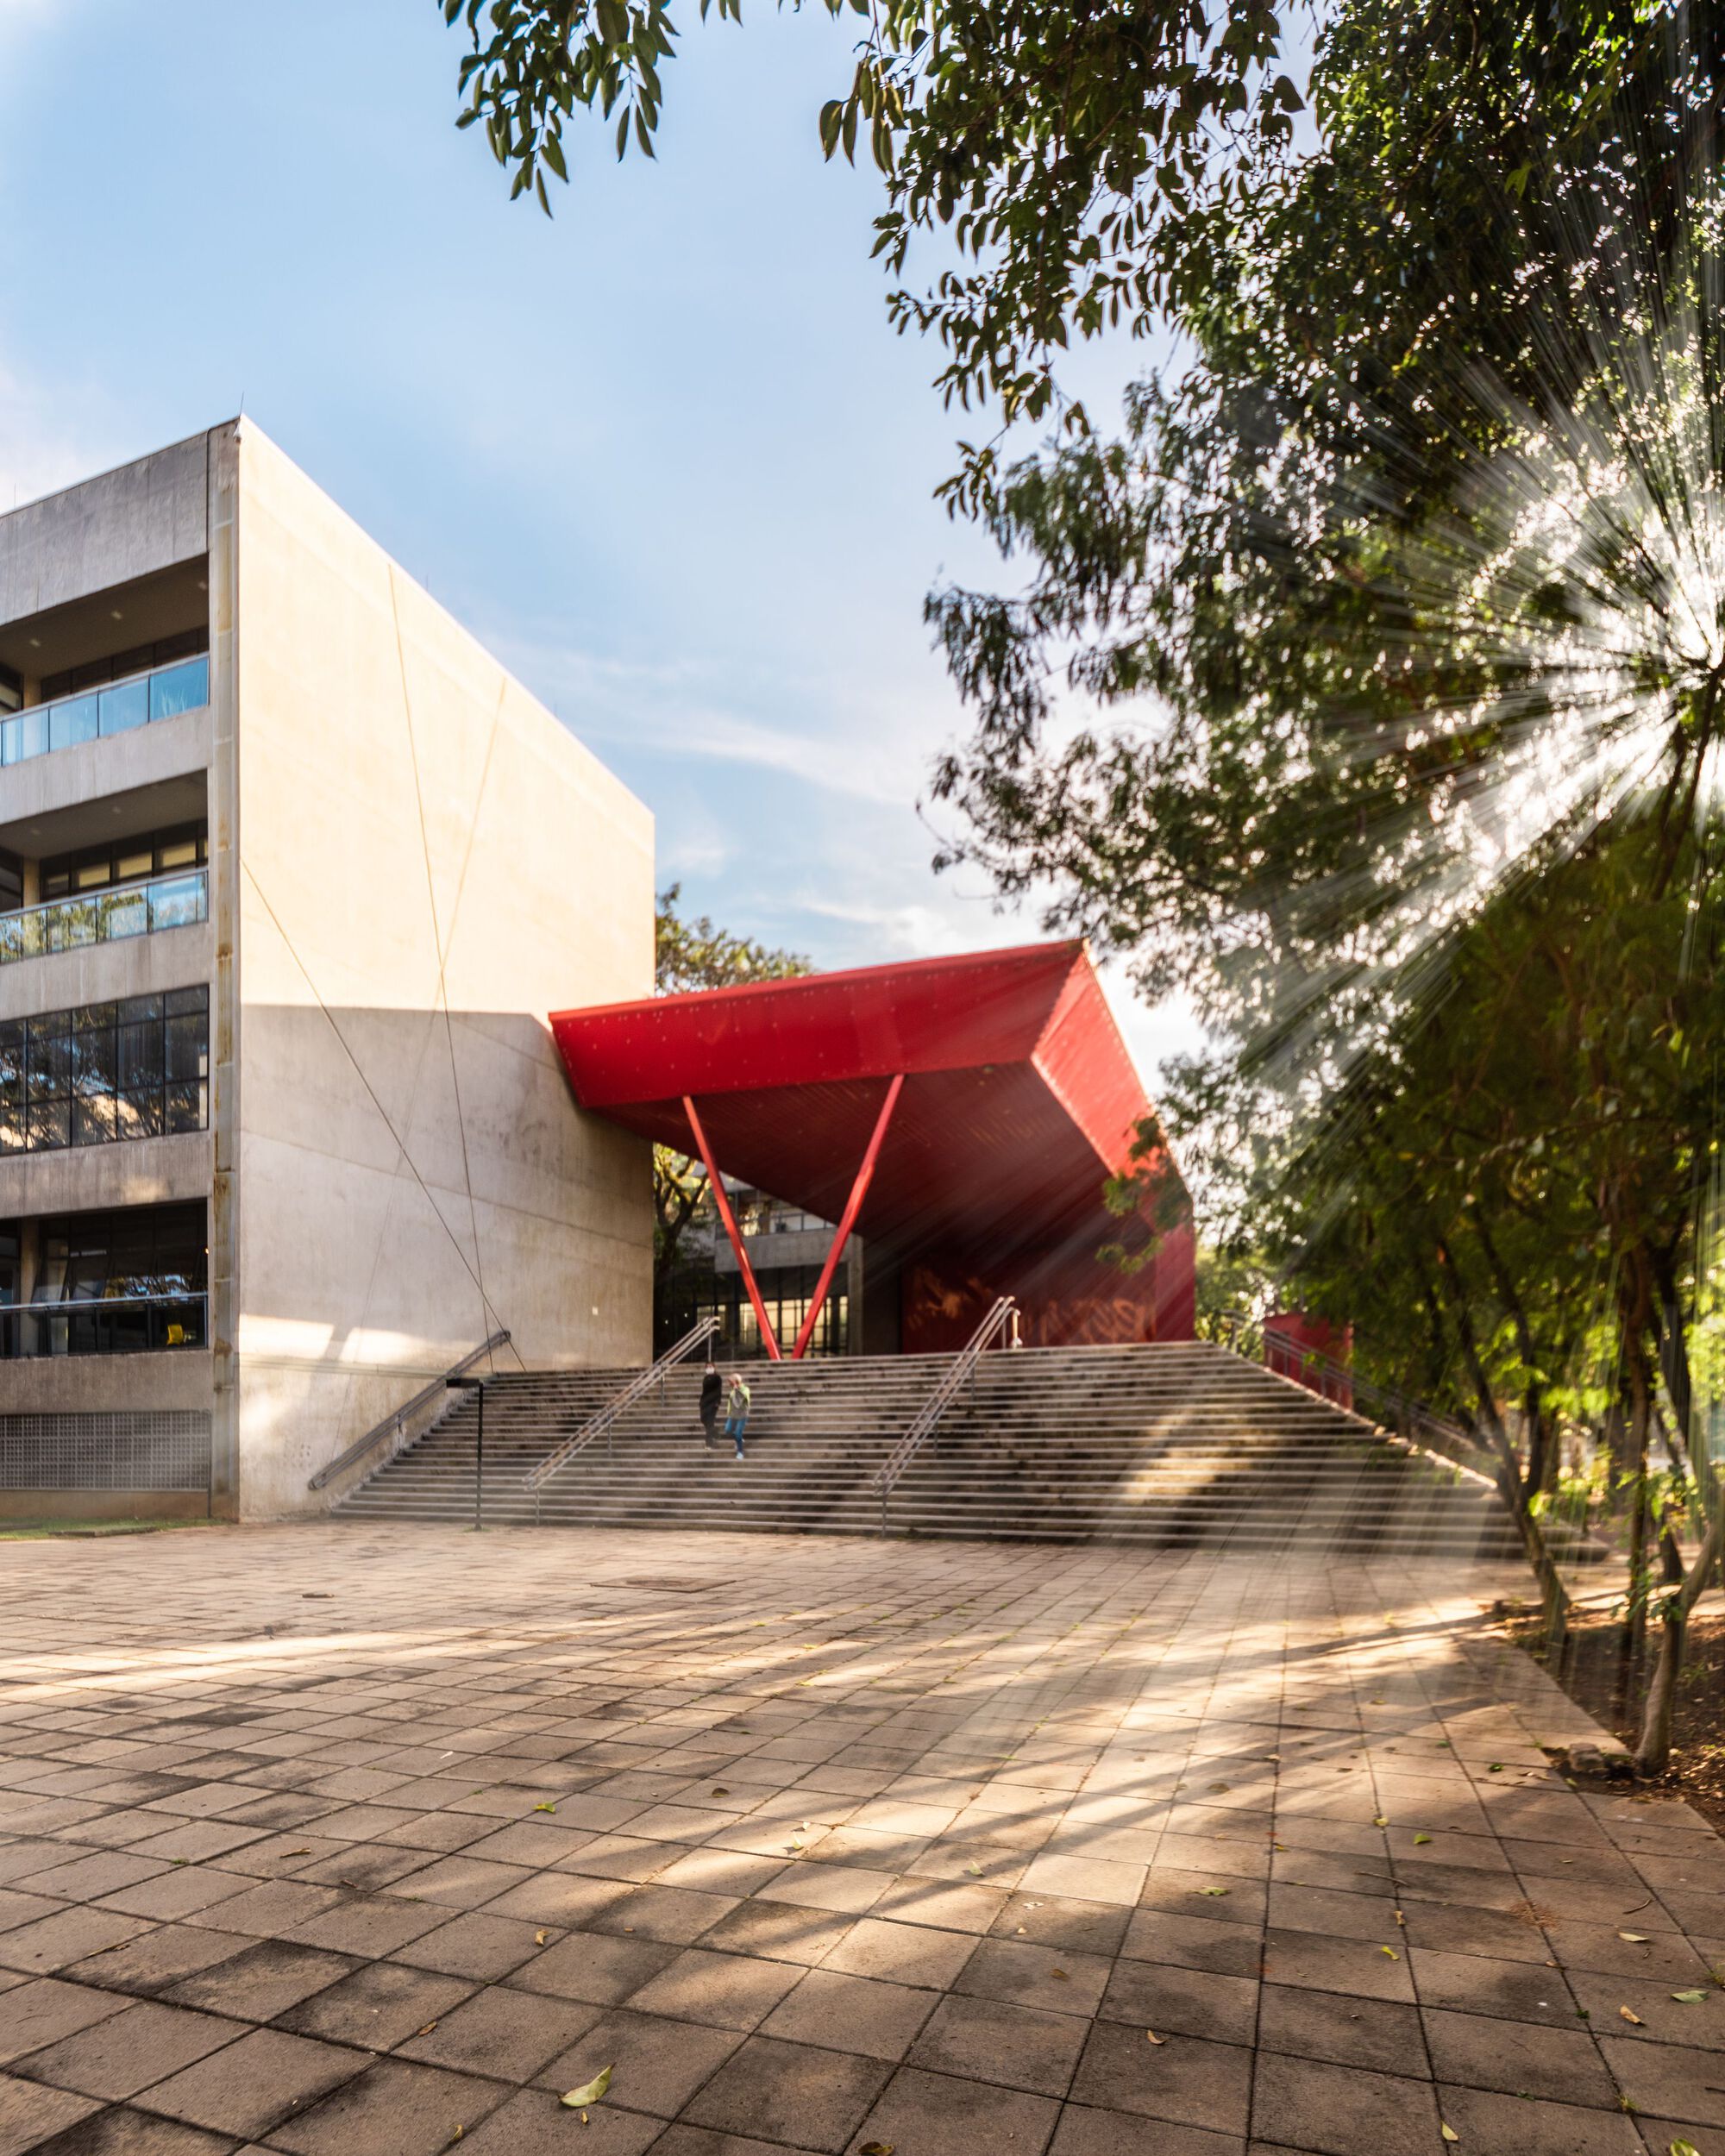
[0,423,655,1522]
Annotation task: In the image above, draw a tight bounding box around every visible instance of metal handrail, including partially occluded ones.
[876,1295,1018,1532]
[1,1289,207,1358]
[307,1330,511,1491]
[1214,1314,1494,1476]
[523,1314,722,1491]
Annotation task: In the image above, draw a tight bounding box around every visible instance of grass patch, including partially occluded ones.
[0,1517,216,1541]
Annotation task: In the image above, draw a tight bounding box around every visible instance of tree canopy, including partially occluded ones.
[650,885,808,1308]
[448,0,1725,1766]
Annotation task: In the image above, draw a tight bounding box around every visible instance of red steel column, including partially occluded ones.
[791,1073,904,1360]
[682,1095,782,1361]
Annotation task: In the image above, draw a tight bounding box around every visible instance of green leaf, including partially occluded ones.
[1201,1886,1229,1896]
[1414,1833,1433,1845]
[561,2066,613,2109]
[1670,1990,1709,2003]
[1670,2140,1702,2156]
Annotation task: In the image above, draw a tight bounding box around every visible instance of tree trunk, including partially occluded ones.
[1635,1501,1725,1776]
[1431,1242,1571,1635]
[1622,1310,1656,1654]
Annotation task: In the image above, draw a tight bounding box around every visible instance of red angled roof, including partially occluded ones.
[550,941,1181,1266]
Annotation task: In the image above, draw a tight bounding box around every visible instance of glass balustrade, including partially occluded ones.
[0,1291,207,1358]
[0,654,209,769]
[0,868,208,965]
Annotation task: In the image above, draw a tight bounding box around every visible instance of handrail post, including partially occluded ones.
[307,1329,511,1495]
[524,1311,722,1492]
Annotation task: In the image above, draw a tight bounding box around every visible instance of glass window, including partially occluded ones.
[39,824,208,906]
[0,991,206,1156]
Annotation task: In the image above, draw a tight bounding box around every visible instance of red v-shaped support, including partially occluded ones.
[682,1094,782,1360]
[791,1073,904,1359]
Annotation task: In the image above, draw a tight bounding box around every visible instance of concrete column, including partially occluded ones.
[206,425,241,1520]
[846,1236,866,1356]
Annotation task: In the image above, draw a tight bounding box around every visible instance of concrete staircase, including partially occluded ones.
[332,1341,1552,1558]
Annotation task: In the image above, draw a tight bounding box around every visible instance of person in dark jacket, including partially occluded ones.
[698,1360,722,1449]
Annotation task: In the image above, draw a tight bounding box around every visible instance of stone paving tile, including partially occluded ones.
[22,2108,239,2154]
[264,2055,511,2154]
[161,1940,360,2021]
[273,1959,476,2050]
[10,2001,246,2103]
[449,2086,663,2154]
[0,1981,131,2068]
[0,2076,102,2156]
[1052,2109,1245,2156]
[7,1525,1725,2155]
[131,2027,365,2139]
[536,2008,743,2116]
[677,2034,891,2151]
[395,1983,600,2078]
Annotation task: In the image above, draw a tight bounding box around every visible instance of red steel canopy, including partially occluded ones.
[551,940,1194,1353]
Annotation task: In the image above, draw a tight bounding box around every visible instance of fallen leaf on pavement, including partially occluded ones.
[1380,1946,1400,1959]
[1672,1990,1709,2003]
[1620,2006,1644,2024]
[1201,1887,1229,1897]
[561,2067,613,2110]
[1619,1932,1649,1943]
[1413,1833,1433,1846]
[535,1931,549,1946]
[1440,2125,1458,2144]
[533,1802,557,1814]
[1145,2030,1165,2045]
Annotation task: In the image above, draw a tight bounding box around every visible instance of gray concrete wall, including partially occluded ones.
[0,1131,210,1221]
[0,706,210,831]
[0,433,210,625]
[0,1351,212,1415]
[230,423,654,1518]
[0,919,213,1024]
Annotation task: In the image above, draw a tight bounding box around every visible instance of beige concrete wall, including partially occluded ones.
[0,434,210,624]
[231,423,654,1518]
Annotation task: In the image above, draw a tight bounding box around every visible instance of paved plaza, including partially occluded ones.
[0,1526,1722,2156]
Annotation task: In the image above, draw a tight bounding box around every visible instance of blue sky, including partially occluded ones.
[0,0,1197,1078]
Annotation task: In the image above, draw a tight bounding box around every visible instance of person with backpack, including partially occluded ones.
[724,1372,753,1459]
[698,1360,723,1449]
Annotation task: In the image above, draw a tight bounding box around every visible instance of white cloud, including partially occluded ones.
[0,358,129,517]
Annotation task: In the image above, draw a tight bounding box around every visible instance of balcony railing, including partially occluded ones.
[0,1291,207,1359]
[0,655,209,771]
[0,868,208,966]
